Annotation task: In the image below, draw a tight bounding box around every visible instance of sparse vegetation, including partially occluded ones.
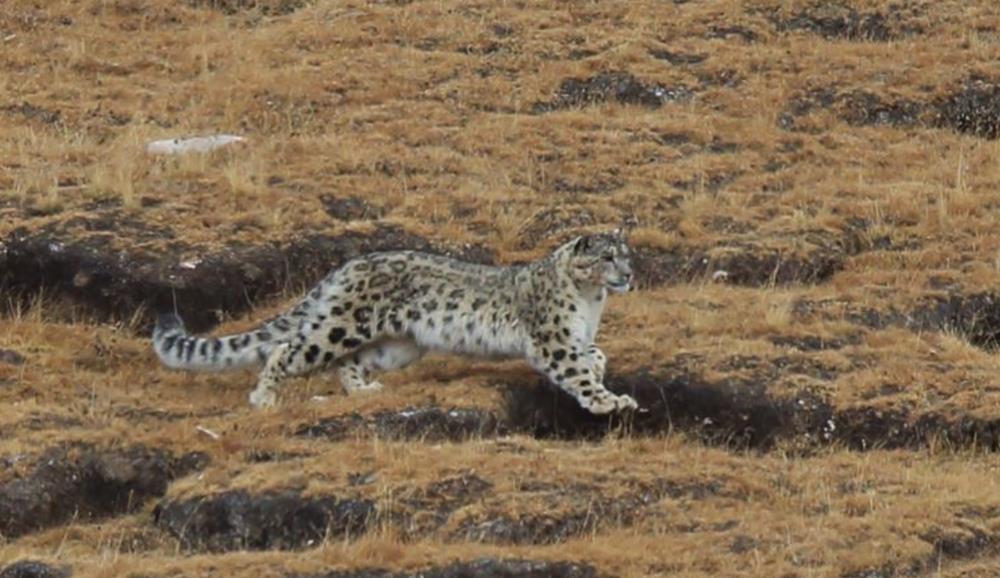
[1,0,999,576]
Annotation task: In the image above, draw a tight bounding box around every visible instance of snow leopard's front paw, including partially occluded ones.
[353,380,384,393]
[581,390,638,414]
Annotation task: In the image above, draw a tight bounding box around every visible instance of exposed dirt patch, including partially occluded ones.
[935,78,1000,139]
[2,102,62,126]
[632,240,847,287]
[780,79,1000,139]
[0,446,208,540]
[771,4,923,41]
[769,333,862,351]
[779,87,926,131]
[533,71,693,112]
[154,490,374,552]
[296,407,504,443]
[649,49,707,66]
[0,223,492,333]
[0,348,26,366]
[836,407,1000,451]
[320,195,385,222]
[806,291,1000,352]
[505,368,1000,452]
[706,25,759,42]
[504,371,828,449]
[186,0,310,16]
[452,477,720,545]
[0,561,69,578]
[911,293,1000,351]
[845,524,1000,578]
[292,559,604,578]
[839,91,925,127]
[392,472,494,538]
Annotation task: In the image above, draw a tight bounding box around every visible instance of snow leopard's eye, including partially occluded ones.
[603,254,615,262]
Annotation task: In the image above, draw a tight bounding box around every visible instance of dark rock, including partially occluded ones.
[371,407,502,441]
[780,79,1000,139]
[293,559,604,578]
[2,102,61,125]
[769,334,859,351]
[551,178,622,196]
[774,6,900,41]
[707,139,739,154]
[244,450,310,463]
[696,68,742,88]
[0,446,207,539]
[567,48,598,60]
[840,91,924,127]
[649,50,706,65]
[491,24,514,38]
[186,0,308,16]
[910,292,1000,351]
[653,132,693,147]
[295,413,366,441]
[0,348,26,366]
[935,79,1000,139]
[0,561,69,578]
[670,172,739,193]
[394,473,494,537]
[706,26,758,42]
[296,407,503,442]
[730,535,758,554]
[848,522,1000,577]
[320,195,385,222]
[534,71,693,112]
[778,87,844,131]
[922,525,995,560]
[454,511,604,545]
[835,407,1000,451]
[155,490,375,552]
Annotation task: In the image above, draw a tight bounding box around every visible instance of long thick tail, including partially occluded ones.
[152,314,281,371]
[153,274,335,371]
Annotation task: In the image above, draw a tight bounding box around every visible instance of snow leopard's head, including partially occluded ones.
[560,230,634,294]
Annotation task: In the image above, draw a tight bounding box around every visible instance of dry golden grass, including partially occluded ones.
[2,0,1000,576]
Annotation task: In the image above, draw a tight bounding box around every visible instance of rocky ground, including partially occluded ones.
[1,1,999,576]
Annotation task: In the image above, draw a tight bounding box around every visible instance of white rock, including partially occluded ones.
[146,134,245,155]
[195,425,220,440]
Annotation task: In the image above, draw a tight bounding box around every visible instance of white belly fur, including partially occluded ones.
[410,312,528,359]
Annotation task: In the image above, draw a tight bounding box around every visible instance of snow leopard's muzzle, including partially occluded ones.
[604,260,633,293]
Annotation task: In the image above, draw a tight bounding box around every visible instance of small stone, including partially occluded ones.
[0,349,25,366]
[0,560,69,578]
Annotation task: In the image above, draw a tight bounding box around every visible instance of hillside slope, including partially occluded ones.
[1,1,999,576]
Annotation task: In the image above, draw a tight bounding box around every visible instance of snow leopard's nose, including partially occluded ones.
[620,262,633,281]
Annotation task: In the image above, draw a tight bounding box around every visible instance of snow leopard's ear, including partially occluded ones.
[572,235,591,254]
[615,216,637,241]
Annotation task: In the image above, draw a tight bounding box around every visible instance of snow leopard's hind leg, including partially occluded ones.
[249,319,381,408]
[337,338,426,393]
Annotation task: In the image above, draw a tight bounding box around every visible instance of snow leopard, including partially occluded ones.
[153,230,638,414]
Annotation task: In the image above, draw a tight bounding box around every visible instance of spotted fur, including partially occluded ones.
[153,231,637,414]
